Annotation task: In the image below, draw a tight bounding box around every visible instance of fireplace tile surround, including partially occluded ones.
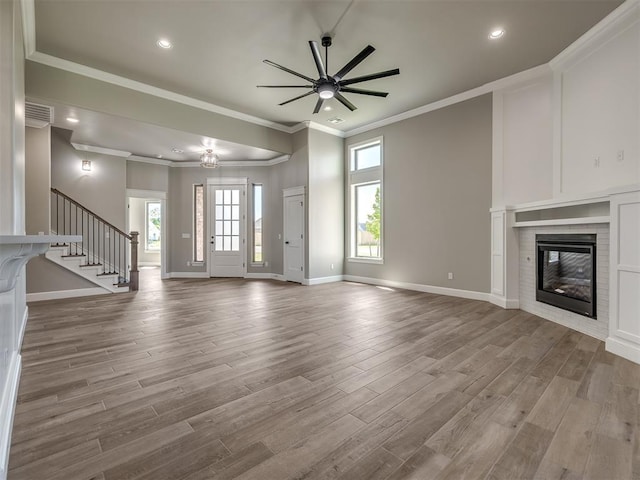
[519,223,609,339]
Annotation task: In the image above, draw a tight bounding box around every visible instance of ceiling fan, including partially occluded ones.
[257,36,400,114]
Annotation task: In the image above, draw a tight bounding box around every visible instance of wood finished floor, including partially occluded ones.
[9,269,640,479]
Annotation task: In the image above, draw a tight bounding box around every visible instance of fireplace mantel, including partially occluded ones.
[490,184,640,365]
[0,235,81,293]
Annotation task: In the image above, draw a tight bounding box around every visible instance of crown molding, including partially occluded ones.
[20,0,35,57]
[127,154,290,168]
[290,121,346,138]
[344,64,551,138]
[550,0,639,71]
[71,143,131,158]
[27,51,295,134]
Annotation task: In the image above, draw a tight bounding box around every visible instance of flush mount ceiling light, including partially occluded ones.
[171,147,183,153]
[200,149,219,168]
[81,160,91,171]
[66,117,79,123]
[157,38,172,49]
[489,28,505,39]
[257,35,400,114]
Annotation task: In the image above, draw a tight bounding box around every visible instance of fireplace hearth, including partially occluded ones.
[536,234,597,318]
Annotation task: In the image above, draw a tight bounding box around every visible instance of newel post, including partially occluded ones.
[129,231,139,291]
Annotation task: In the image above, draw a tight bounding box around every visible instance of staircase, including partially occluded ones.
[47,188,139,293]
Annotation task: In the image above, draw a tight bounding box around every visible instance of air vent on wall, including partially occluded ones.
[25,102,54,128]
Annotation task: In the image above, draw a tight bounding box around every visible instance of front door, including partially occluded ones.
[283,193,304,283]
[208,184,246,277]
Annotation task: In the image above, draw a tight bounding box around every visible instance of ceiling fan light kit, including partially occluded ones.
[257,35,399,114]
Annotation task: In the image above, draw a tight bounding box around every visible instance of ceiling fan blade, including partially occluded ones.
[334,92,357,111]
[263,59,317,84]
[313,98,324,114]
[257,85,314,88]
[278,91,315,106]
[333,45,375,81]
[309,41,327,80]
[339,87,388,97]
[339,68,400,86]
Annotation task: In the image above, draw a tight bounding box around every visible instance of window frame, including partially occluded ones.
[347,136,384,264]
[192,184,205,265]
[251,183,264,266]
[144,200,162,252]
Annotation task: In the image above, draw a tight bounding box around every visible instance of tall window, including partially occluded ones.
[145,201,161,251]
[193,184,204,263]
[348,138,383,261]
[252,184,263,263]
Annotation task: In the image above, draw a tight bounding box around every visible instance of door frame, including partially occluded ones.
[126,189,168,280]
[206,177,248,278]
[283,186,305,283]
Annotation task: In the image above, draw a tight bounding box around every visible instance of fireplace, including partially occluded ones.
[536,234,597,318]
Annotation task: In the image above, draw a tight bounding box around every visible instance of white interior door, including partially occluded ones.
[208,184,246,277]
[284,193,304,283]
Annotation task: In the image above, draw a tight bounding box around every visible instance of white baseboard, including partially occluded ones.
[488,294,520,309]
[342,275,491,302]
[0,353,21,480]
[303,275,344,285]
[26,287,109,302]
[167,272,209,279]
[273,274,286,282]
[606,337,640,365]
[245,273,275,279]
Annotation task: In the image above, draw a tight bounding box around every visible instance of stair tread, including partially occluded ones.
[80,263,103,267]
[62,254,86,258]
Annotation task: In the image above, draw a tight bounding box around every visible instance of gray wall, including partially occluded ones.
[167,165,274,274]
[345,94,493,294]
[308,129,344,279]
[51,127,127,231]
[127,161,169,192]
[269,129,310,275]
[25,126,51,234]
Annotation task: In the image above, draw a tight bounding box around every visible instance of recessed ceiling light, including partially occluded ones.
[327,117,344,125]
[323,106,332,112]
[66,117,79,123]
[157,38,172,49]
[171,148,183,153]
[156,154,163,159]
[489,28,505,40]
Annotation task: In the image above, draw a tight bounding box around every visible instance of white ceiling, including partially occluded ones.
[31,0,623,160]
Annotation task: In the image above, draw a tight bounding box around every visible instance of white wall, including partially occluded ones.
[494,77,554,207]
[559,18,640,196]
[0,0,25,476]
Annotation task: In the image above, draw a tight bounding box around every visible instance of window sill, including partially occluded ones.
[347,257,384,265]
[250,262,265,267]
[144,250,161,254]
[191,261,205,267]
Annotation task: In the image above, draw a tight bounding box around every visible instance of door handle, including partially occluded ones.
[285,241,290,244]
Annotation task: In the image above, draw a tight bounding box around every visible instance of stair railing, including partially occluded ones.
[50,188,139,291]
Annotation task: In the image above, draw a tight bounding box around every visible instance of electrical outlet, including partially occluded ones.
[593,156,600,168]
[330,263,334,270]
[617,150,625,162]
[448,272,454,280]
[265,261,269,267]
[187,261,191,266]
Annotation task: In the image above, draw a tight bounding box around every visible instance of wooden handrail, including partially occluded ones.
[51,188,132,240]
[50,188,139,291]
